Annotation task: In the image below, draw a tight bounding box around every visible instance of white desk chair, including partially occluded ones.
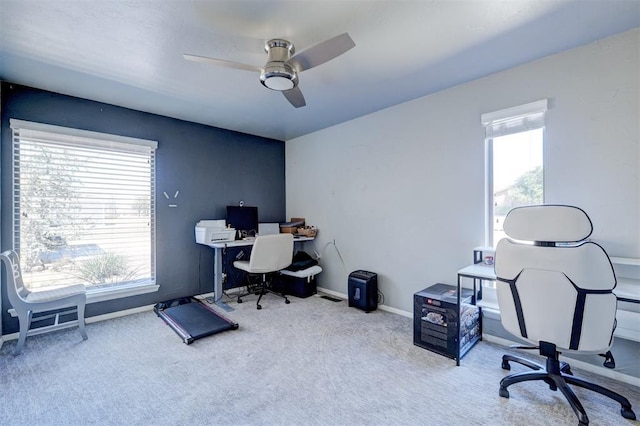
[494,205,635,425]
[233,234,294,310]
[1,250,88,355]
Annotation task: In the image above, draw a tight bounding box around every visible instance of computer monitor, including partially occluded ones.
[226,205,259,238]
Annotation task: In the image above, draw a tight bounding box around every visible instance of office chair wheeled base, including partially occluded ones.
[499,343,636,425]
[237,273,290,310]
[237,282,262,304]
[255,288,290,310]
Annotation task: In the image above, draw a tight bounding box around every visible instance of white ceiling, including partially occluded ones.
[1,0,638,141]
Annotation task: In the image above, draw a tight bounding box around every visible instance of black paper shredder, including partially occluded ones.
[348,270,378,312]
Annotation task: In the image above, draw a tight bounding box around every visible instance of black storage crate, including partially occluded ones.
[273,273,317,298]
[413,283,480,362]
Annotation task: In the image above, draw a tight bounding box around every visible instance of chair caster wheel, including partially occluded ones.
[561,364,573,375]
[501,360,511,370]
[499,387,509,398]
[257,304,262,310]
[237,299,243,303]
[621,407,636,420]
[285,299,290,304]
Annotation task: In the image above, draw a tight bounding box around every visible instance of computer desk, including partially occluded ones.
[206,235,314,311]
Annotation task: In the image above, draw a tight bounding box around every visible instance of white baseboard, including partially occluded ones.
[379,304,411,318]
[86,304,155,324]
[316,287,346,300]
[316,287,412,318]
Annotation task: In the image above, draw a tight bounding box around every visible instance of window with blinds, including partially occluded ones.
[10,119,157,292]
[482,100,547,246]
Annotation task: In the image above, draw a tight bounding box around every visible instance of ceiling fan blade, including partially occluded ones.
[283,87,306,108]
[183,53,261,73]
[287,33,355,72]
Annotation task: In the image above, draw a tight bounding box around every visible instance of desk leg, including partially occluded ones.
[212,247,233,312]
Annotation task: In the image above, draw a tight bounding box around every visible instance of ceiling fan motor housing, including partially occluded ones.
[260,39,298,91]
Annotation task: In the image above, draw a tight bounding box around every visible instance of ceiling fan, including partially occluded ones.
[184,33,355,108]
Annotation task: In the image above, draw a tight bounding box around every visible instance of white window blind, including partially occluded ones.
[481,99,548,139]
[10,119,157,292]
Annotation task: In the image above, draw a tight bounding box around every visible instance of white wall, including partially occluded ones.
[286,28,639,313]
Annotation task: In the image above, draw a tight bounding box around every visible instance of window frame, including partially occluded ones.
[9,119,159,303]
[482,100,547,247]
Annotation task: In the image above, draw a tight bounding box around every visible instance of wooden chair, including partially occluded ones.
[1,249,88,355]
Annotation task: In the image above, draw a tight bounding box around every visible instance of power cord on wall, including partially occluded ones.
[310,239,348,276]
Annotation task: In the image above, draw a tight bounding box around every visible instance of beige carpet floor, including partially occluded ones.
[0,293,638,425]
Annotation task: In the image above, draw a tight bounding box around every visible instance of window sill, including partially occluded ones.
[86,283,159,304]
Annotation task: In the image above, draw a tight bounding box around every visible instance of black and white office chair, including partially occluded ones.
[1,249,88,355]
[494,205,635,425]
[233,233,294,310]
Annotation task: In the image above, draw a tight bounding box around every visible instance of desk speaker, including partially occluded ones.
[348,270,378,313]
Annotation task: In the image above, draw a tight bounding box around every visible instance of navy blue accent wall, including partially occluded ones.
[0,82,285,333]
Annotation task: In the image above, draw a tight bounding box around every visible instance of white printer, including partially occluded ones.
[195,220,236,244]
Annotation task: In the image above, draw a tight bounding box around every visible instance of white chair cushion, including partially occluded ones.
[496,268,616,353]
[497,269,578,349]
[495,239,615,291]
[495,228,617,353]
[503,205,592,242]
[233,260,251,273]
[246,234,293,273]
[580,293,618,351]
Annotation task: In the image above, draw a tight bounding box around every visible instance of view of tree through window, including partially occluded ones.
[490,128,543,245]
[12,121,156,292]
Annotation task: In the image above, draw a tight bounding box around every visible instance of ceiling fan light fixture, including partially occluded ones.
[260,64,298,91]
[260,38,299,91]
[263,75,294,91]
